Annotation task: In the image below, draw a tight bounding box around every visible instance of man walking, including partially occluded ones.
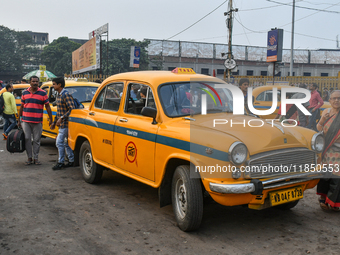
[50,77,75,170]
[18,76,53,165]
[2,84,18,140]
[307,83,324,131]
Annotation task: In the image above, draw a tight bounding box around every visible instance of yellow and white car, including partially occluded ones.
[68,69,324,231]
[251,85,331,119]
[41,79,100,139]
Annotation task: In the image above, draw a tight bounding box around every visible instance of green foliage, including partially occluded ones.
[41,37,81,76]
[102,38,150,75]
[0,25,39,74]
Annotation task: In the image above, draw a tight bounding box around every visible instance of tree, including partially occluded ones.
[0,25,39,75]
[102,38,150,75]
[41,37,81,76]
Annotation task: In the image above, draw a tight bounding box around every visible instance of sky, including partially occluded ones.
[1,0,339,50]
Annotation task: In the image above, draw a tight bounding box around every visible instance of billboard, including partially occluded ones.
[130,46,141,68]
[267,29,283,62]
[72,37,100,74]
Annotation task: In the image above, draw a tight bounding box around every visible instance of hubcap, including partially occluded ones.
[83,149,93,176]
[0,115,4,128]
[175,178,187,219]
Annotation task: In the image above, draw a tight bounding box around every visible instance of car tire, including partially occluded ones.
[171,165,203,232]
[275,199,300,210]
[79,140,103,184]
[0,114,4,129]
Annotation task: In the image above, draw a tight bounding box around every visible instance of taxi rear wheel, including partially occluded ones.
[171,165,203,232]
[79,141,103,184]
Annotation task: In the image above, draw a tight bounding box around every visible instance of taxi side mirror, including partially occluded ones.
[141,107,157,125]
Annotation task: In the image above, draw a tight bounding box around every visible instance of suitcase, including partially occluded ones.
[6,129,26,153]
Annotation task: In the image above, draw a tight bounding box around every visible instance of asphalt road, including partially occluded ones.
[0,137,340,255]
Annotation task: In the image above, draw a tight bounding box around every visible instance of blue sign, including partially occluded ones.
[267,29,283,62]
[130,46,141,68]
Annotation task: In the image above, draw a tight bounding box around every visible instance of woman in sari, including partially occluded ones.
[316,90,340,211]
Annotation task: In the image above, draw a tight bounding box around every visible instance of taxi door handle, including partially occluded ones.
[254,102,260,105]
[119,118,128,123]
[89,112,95,116]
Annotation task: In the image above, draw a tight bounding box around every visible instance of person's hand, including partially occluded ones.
[17,120,21,128]
[50,123,55,130]
[48,120,53,127]
[56,118,62,127]
[321,112,330,121]
[312,108,316,112]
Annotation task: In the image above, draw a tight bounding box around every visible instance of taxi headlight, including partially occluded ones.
[311,133,324,153]
[229,142,248,165]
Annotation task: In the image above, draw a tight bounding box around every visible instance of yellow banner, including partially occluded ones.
[72,37,97,74]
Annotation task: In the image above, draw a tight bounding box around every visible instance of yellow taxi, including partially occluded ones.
[0,84,30,128]
[252,85,331,119]
[40,79,100,139]
[68,68,324,231]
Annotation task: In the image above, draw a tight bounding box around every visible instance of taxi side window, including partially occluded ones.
[13,89,24,99]
[256,91,281,102]
[49,88,58,104]
[125,83,156,115]
[94,87,106,109]
[256,91,265,101]
[102,83,121,111]
[94,83,122,111]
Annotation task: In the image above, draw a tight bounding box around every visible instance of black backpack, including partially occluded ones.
[6,129,26,153]
[0,94,4,114]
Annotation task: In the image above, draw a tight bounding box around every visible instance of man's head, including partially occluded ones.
[239,78,249,95]
[21,79,27,84]
[299,84,307,89]
[52,77,65,92]
[140,87,148,99]
[30,76,39,89]
[310,83,318,91]
[323,87,328,91]
[5,84,13,92]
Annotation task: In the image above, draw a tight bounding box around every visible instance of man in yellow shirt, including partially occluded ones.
[2,84,18,140]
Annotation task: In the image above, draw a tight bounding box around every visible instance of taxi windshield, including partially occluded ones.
[159,82,233,117]
[65,86,98,103]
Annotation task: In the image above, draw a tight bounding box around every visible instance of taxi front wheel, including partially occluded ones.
[171,165,203,232]
[79,141,104,184]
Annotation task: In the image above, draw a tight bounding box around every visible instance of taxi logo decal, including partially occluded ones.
[125,141,138,166]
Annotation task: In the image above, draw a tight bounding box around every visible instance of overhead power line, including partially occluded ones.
[166,0,228,40]
[266,0,340,14]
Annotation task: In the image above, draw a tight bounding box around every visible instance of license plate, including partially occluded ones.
[269,186,303,206]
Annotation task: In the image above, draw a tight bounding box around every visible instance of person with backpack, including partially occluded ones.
[1,84,18,140]
[50,77,76,170]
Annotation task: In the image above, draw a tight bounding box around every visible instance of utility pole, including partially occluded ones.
[223,0,237,83]
[290,0,295,77]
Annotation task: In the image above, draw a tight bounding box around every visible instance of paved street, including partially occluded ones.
[0,137,340,255]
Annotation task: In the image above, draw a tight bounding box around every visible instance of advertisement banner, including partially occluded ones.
[72,37,100,74]
[267,29,283,62]
[130,46,141,68]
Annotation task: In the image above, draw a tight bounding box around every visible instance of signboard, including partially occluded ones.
[39,65,46,71]
[89,23,108,39]
[267,29,283,62]
[72,37,100,74]
[130,46,141,68]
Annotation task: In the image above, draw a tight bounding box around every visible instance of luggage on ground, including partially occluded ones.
[6,129,25,153]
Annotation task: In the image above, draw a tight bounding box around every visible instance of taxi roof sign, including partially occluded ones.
[171,68,196,74]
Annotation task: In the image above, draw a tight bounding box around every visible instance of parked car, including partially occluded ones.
[68,69,325,231]
[0,84,30,129]
[251,85,330,119]
[41,79,100,139]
